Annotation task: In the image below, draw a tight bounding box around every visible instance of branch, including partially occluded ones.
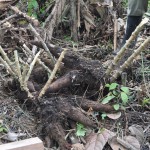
[28,23,55,65]
[0,45,17,74]
[14,50,23,88]
[10,6,39,26]
[0,56,16,77]
[24,51,41,84]
[23,44,52,74]
[0,14,17,26]
[38,49,67,98]
[113,11,118,51]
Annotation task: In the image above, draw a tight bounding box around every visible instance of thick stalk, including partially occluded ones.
[105,18,149,76]
[111,37,150,81]
[24,51,41,84]
[14,50,23,89]
[38,49,67,98]
[0,46,16,74]
[0,57,16,77]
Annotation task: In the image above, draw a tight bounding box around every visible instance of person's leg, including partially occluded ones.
[120,15,142,48]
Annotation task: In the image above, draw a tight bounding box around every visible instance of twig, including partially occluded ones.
[22,63,29,83]
[0,57,16,77]
[24,51,41,84]
[141,53,150,97]
[43,0,66,41]
[28,23,55,65]
[22,51,41,98]
[38,49,67,98]
[111,37,150,81]
[14,50,23,88]
[0,45,17,74]
[0,14,17,26]
[105,18,149,76]
[10,6,39,26]
[70,0,78,41]
[23,44,52,74]
[114,11,118,51]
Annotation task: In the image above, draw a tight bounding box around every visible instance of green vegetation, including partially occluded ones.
[27,0,39,18]
[76,123,87,137]
[0,124,7,133]
[142,97,150,107]
[101,83,130,110]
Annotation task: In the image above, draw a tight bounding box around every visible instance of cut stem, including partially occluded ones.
[38,49,67,98]
[105,18,149,76]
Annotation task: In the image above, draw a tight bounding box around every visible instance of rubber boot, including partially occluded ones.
[113,16,142,55]
[121,16,142,48]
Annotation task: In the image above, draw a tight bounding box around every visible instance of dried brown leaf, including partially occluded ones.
[129,125,144,144]
[106,112,121,120]
[72,143,85,150]
[124,136,140,150]
[109,136,140,150]
[85,129,115,150]
[108,137,126,150]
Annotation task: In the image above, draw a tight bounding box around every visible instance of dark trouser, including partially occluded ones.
[121,16,142,48]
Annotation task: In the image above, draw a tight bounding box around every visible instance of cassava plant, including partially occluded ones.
[101,83,130,110]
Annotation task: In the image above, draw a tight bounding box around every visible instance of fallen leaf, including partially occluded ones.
[129,125,144,144]
[2,132,26,142]
[106,112,121,120]
[108,136,126,150]
[117,136,140,150]
[72,143,85,150]
[109,136,141,150]
[85,129,115,150]
[124,136,140,150]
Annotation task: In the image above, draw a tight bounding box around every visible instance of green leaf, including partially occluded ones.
[112,90,118,96]
[121,92,128,104]
[105,84,110,87]
[142,98,150,106]
[109,83,118,90]
[102,95,115,104]
[28,0,39,17]
[121,87,129,95]
[101,113,107,120]
[76,123,86,137]
[0,127,6,132]
[0,128,3,132]
[113,104,120,110]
